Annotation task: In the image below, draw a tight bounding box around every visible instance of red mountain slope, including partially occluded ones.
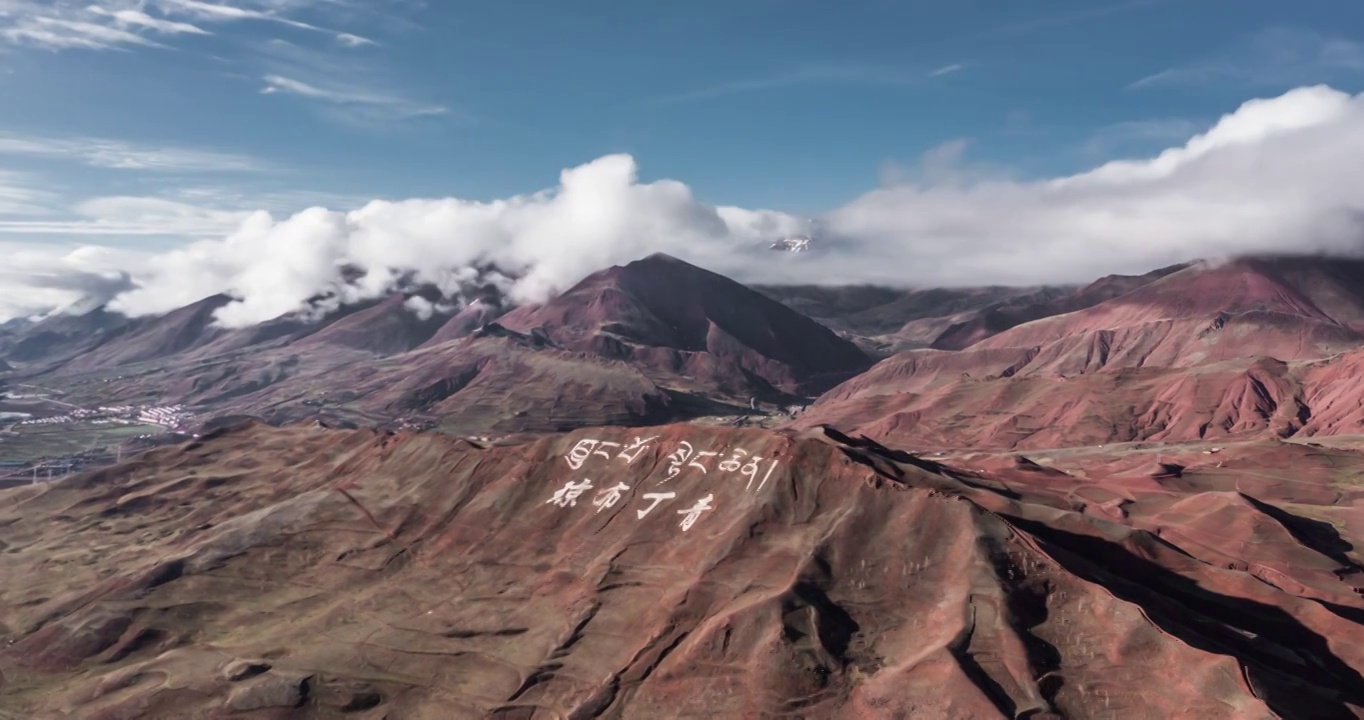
[292,293,453,355]
[756,283,1059,353]
[975,257,1364,369]
[797,257,1364,450]
[4,307,136,365]
[352,333,682,434]
[930,262,1190,351]
[16,252,884,432]
[1,422,1361,718]
[423,299,506,345]
[495,253,872,398]
[46,294,234,372]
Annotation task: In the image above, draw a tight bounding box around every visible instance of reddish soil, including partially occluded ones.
[423,300,506,345]
[798,257,1364,451]
[2,422,1362,718]
[928,262,1190,351]
[290,294,452,355]
[496,254,873,398]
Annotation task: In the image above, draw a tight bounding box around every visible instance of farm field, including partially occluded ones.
[0,421,164,463]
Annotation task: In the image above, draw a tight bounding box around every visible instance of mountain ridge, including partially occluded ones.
[2,419,1361,717]
[10,252,1364,449]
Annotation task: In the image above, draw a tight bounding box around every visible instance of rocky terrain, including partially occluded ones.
[797,257,1364,450]
[2,421,1363,718]
[3,252,1364,718]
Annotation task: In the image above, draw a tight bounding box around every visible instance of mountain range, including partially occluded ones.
[11,252,1364,448]
[3,252,1364,718]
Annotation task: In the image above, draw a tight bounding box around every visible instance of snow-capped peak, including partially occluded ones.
[770,235,813,253]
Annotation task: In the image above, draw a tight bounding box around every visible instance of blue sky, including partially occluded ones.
[1,0,1361,216]
[3,0,1364,321]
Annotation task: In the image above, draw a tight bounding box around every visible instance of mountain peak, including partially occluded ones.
[496,253,871,397]
[770,235,813,253]
[626,252,691,268]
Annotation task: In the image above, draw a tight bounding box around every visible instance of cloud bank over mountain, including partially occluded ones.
[4,84,1364,326]
[0,244,139,320]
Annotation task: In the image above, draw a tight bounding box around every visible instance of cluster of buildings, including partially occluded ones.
[13,408,99,426]
[134,405,190,428]
[14,404,193,431]
[393,417,436,432]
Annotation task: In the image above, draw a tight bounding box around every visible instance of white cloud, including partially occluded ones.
[335,32,373,47]
[159,185,373,214]
[877,138,1017,188]
[1065,86,1348,184]
[823,85,1364,285]
[262,74,349,100]
[0,170,57,216]
[0,132,268,172]
[245,37,449,126]
[7,84,1364,328]
[0,242,141,320]
[97,155,802,325]
[929,63,966,77]
[87,7,209,35]
[0,196,253,237]
[1080,118,1204,158]
[2,15,165,50]
[0,0,369,51]
[152,0,324,32]
[261,73,448,119]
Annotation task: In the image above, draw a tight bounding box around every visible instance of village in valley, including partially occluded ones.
[7,402,194,431]
[0,384,197,489]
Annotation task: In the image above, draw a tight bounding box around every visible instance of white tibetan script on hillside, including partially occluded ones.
[549,435,781,532]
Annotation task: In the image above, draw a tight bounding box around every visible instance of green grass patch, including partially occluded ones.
[0,422,165,463]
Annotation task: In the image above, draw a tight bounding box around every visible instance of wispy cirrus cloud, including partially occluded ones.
[251,38,451,124]
[261,74,447,119]
[929,63,967,77]
[153,0,380,47]
[1130,28,1364,89]
[161,185,375,214]
[154,0,324,33]
[1,15,168,51]
[0,196,255,238]
[0,132,270,172]
[335,32,375,48]
[87,6,209,36]
[2,2,432,129]
[0,181,369,244]
[0,170,58,216]
[0,0,374,52]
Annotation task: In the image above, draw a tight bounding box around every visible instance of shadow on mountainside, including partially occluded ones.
[1001,516,1364,720]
